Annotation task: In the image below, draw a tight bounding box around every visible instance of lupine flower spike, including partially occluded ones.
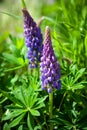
[22,9,43,68]
[40,26,61,93]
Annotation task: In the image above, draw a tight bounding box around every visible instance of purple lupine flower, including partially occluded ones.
[40,26,61,93]
[22,9,43,68]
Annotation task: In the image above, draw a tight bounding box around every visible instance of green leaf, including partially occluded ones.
[3,123,10,130]
[0,94,7,104]
[34,103,45,109]
[2,109,24,121]
[83,127,87,130]
[27,112,34,130]
[30,109,40,116]
[0,89,25,107]
[18,125,23,130]
[12,87,28,107]
[37,96,48,105]
[5,65,25,72]
[34,96,47,109]
[9,113,25,128]
[4,105,23,110]
[73,68,85,84]
[27,87,38,108]
[0,11,21,19]
[29,94,38,108]
[53,118,73,127]
[2,53,20,65]
[34,125,42,130]
[71,83,85,90]
[44,16,55,24]
[20,87,28,107]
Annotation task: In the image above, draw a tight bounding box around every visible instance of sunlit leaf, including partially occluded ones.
[3,123,10,130]
[9,113,25,128]
[18,125,23,130]
[2,53,20,65]
[2,109,24,121]
[27,112,34,130]
[30,109,40,116]
[73,68,85,84]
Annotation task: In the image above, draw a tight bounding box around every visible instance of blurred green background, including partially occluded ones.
[0,0,52,33]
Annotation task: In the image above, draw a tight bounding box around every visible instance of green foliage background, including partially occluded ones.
[0,0,87,130]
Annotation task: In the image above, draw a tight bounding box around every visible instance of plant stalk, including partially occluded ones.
[49,91,53,130]
[21,0,26,8]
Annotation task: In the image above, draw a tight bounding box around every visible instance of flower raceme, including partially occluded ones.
[40,26,61,93]
[22,9,43,68]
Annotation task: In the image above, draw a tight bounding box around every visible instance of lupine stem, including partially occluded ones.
[21,0,26,8]
[49,91,53,130]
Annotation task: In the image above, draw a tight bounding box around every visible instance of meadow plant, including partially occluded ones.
[40,26,61,93]
[22,8,43,68]
[0,0,87,130]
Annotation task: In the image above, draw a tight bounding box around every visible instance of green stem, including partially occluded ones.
[49,91,53,130]
[58,91,67,111]
[21,0,26,8]
[73,126,76,130]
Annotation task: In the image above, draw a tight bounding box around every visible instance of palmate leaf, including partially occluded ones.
[2,109,25,121]
[2,53,20,65]
[52,117,73,128]
[72,68,85,84]
[71,83,85,91]
[1,85,46,128]
[25,86,39,108]
[12,87,29,107]
[27,112,34,130]
[34,96,48,109]
[4,105,23,110]
[34,103,45,110]
[20,87,28,107]
[9,113,25,128]
[29,94,38,108]
[0,93,7,104]
[37,96,48,105]
[18,125,23,130]
[30,109,40,116]
[16,86,38,108]
[3,123,10,130]
[0,89,26,107]
[62,66,86,91]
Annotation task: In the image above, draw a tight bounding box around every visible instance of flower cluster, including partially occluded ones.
[22,9,43,68]
[40,26,61,93]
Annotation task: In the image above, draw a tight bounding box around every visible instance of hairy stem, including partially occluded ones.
[49,91,53,130]
[21,0,26,8]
